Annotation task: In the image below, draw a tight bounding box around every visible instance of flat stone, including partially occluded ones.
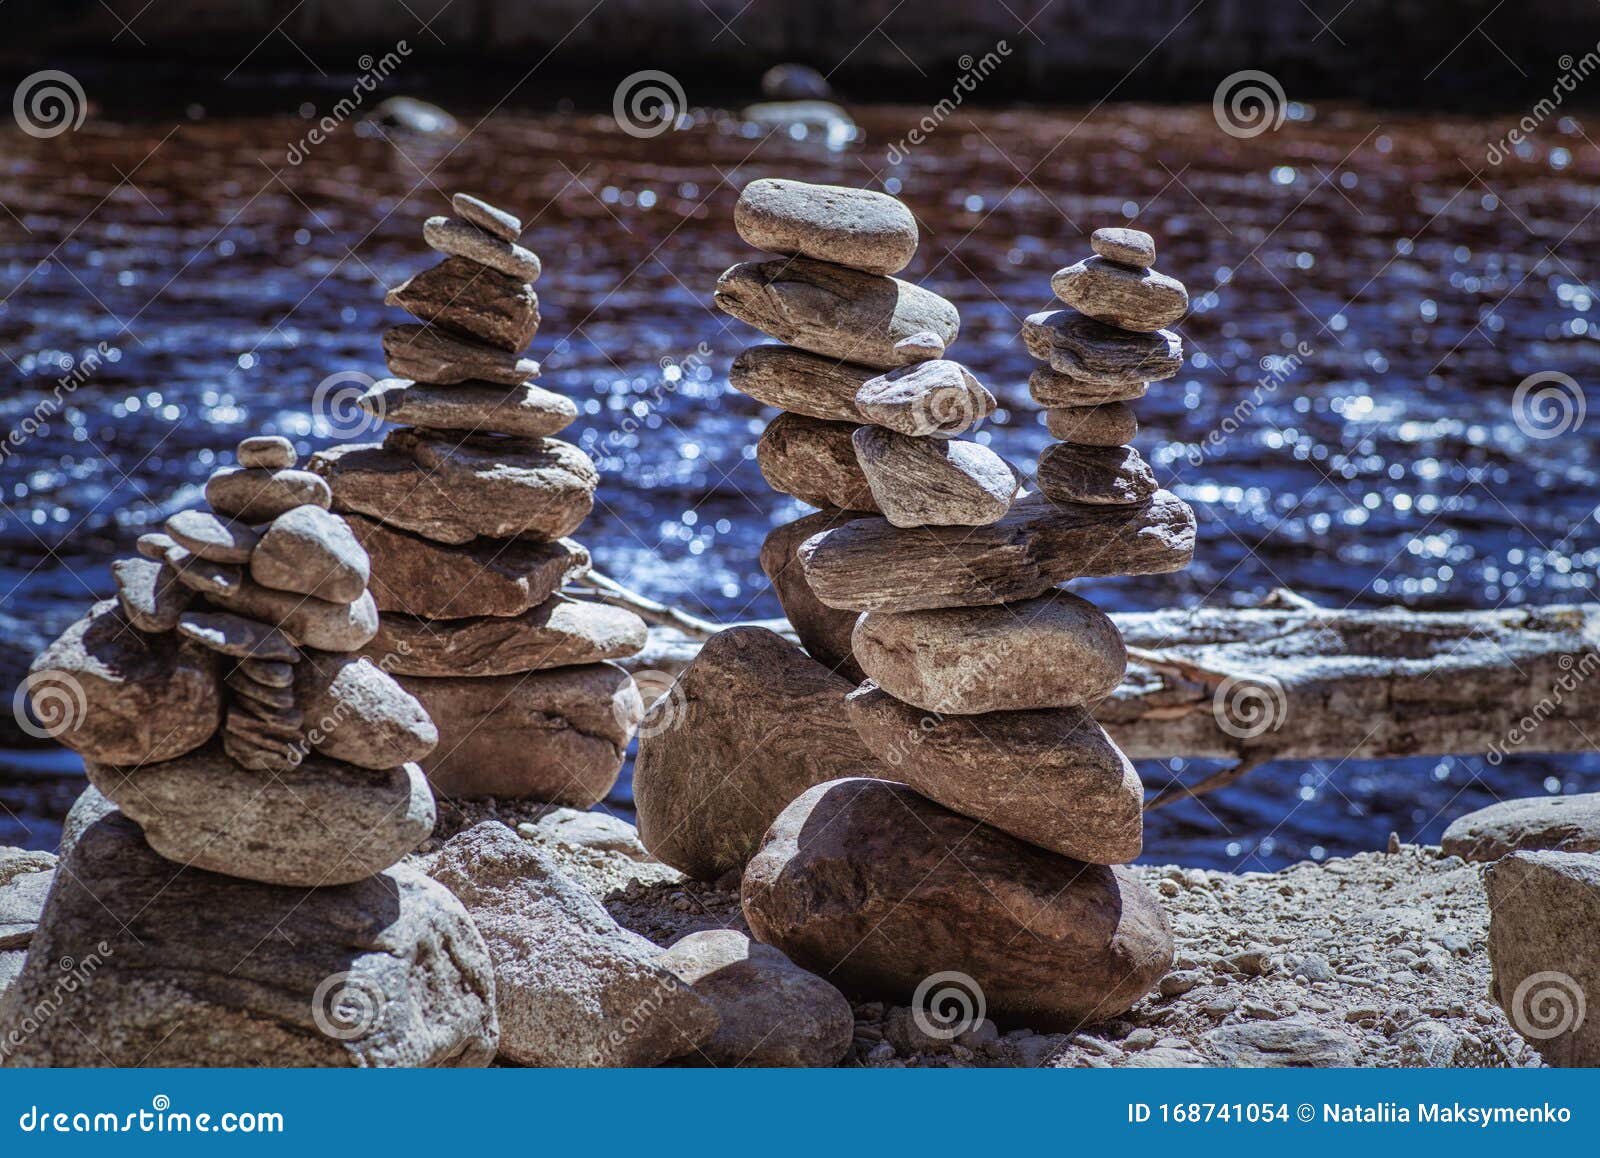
[223,667,296,709]
[759,509,867,682]
[383,323,540,386]
[852,427,1016,528]
[163,544,244,597]
[427,823,716,1067]
[199,580,380,652]
[728,344,876,423]
[364,595,646,677]
[1030,365,1148,407]
[733,178,918,275]
[135,532,177,560]
[360,378,576,439]
[250,504,371,603]
[347,514,589,619]
[423,215,541,281]
[86,741,435,886]
[520,808,650,860]
[113,556,190,632]
[176,610,301,662]
[798,489,1195,612]
[854,359,996,437]
[715,257,959,370]
[238,657,295,688]
[205,466,330,524]
[852,590,1126,714]
[1023,309,1182,386]
[222,727,303,774]
[659,929,854,1067]
[400,664,642,805]
[27,600,221,766]
[1442,793,1600,861]
[1045,402,1139,446]
[1091,227,1156,268]
[237,435,296,469]
[742,778,1173,1028]
[1037,443,1159,506]
[634,626,887,880]
[1052,256,1188,332]
[227,696,303,740]
[892,330,946,363]
[451,192,521,242]
[165,509,263,563]
[847,685,1143,863]
[385,257,540,351]
[756,413,877,512]
[1204,1017,1360,1067]
[0,812,496,1067]
[294,651,438,769]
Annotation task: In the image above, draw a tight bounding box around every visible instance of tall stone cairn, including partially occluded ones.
[308,193,648,806]
[3,434,497,1066]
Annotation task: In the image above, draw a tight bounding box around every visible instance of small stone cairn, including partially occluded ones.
[308,193,647,806]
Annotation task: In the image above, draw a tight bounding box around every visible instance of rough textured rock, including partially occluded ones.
[634,627,885,880]
[1037,443,1159,506]
[348,514,589,619]
[205,466,331,523]
[759,510,866,681]
[521,808,650,860]
[0,850,55,950]
[742,779,1173,1028]
[892,330,946,363]
[422,215,541,281]
[136,531,178,559]
[400,664,642,805]
[1045,402,1138,446]
[756,413,877,512]
[385,257,539,351]
[451,192,521,242]
[359,378,576,439]
[733,178,918,275]
[237,435,296,469]
[382,324,539,386]
[852,427,1016,527]
[1030,365,1148,407]
[198,581,380,652]
[854,359,996,437]
[85,743,435,887]
[1051,256,1188,331]
[366,596,647,677]
[163,544,243,597]
[1485,850,1600,1066]
[1023,309,1182,385]
[847,684,1142,863]
[28,600,221,766]
[113,556,191,633]
[426,822,717,1066]
[799,490,1196,612]
[728,344,875,422]
[0,813,496,1067]
[659,929,854,1067]
[1204,1018,1360,1067]
[1090,226,1156,268]
[715,257,959,370]
[250,504,371,603]
[165,508,262,563]
[852,591,1126,714]
[294,651,438,768]
[59,785,118,856]
[1442,794,1600,861]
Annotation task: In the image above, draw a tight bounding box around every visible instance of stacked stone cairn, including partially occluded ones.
[638,187,1198,1033]
[2,434,497,1066]
[308,193,647,806]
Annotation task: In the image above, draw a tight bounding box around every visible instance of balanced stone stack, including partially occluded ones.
[3,433,496,1066]
[308,193,647,806]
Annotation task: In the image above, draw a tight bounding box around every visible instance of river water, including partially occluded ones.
[2,97,1596,868]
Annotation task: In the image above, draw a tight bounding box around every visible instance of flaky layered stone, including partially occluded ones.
[1037,443,1159,506]
[733,178,919,275]
[364,595,647,677]
[759,509,866,682]
[1045,402,1139,446]
[383,324,540,385]
[385,257,540,351]
[359,379,576,439]
[756,413,877,512]
[1022,309,1182,386]
[1029,365,1148,407]
[854,359,996,437]
[728,344,876,422]
[1051,256,1188,331]
[852,427,1016,528]
[422,216,541,281]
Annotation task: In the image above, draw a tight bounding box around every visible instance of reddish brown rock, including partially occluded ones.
[759,510,865,682]
[365,596,647,677]
[1045,402,1138,446]
[728,344,875,423]
[385,257,539,351]
[756,413,877,512]
[1037,443,1159,506]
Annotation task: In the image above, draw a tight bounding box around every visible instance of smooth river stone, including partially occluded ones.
[238,658,295,688]
[1030,364,1148,407]
[852,590,1127,715]
[1037,443,1158,506]
[1045,402,1139,446]
[422,216,541,281]
[364,595,647,677]
[165,509,262,563]
[224,667,295,710]
[383,324,540,386]
[756,413,877,512]
[798,489,1195,612]
[113,556,190,633]
[854,359,996,437]
[741,778,1174,1028]
[399,664,642,806]
[249,504,371,604]
[715,257,959,370]
[759,509,867,682]
[1022,309,1182,386]
[728,344,876,423]
[451,192,521,241]
[852,427,1016,528]
[236,434,296,469]
[27,600,221,766]
[360,378,577,438]
[733,178,918,275]
[163,544,243,597]
[136,532,177,560]
[85,742,435,887]
[1052,256,1188,332]
[1442,793,1600,862]
[346,514,589,619]
[1091,226,1157,268]
[891,330,946,363]
[846,685,1144,864]
[385,257,540,351]
[176,611,301,662]
[294,651,438,769]
[199,580,380,652]
[204,466,331,524]
[633,626,887,880]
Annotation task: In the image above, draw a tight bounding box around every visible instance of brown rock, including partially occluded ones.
[423,215,541,281]
[365,596,647,677]
[113,556,191,633]
[383,324,539,386]
[854,359,996,437]
[728,344,875,423]
[759,510,866,681]
[136,532,177,560]
[199,580,380,652]
[1045,402,1139,446]
[165,509,262,563]
[236,435,296,469]
[294,651,438,769]
[1051,257,1188,331]
[163,545,243,598]
[238,658,295,688]
[249,504,371,603]
[1023,309,1182,386]
[756,413,877,512]
[385,257,540,351]
[1030,365,1148,407]
[1037,443,1159,506]
[733,178,918,275]
[204,466,331,524]
[359,378,576,439]
[1090,227,1156,268]
[1443,793,1600,862]
[852,427,1017,528]
[451,192,521,242]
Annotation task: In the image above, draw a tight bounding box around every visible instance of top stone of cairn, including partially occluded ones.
[734,178,919,276]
